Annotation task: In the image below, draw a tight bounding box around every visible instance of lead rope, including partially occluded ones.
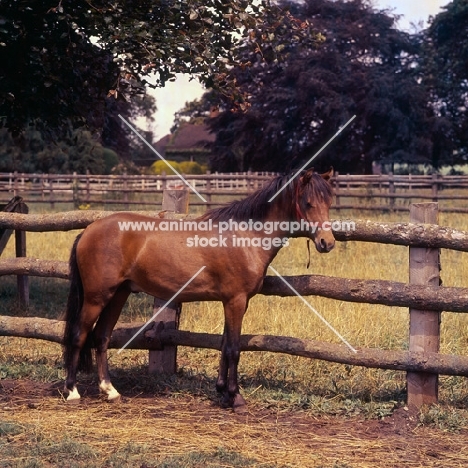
[306,238,311,269]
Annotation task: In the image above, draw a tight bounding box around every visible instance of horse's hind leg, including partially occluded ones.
[65,302,103,402]
[93,286,130,402]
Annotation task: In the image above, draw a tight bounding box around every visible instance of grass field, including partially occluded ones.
[1,206,468,466]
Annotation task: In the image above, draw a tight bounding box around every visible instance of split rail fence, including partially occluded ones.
[2,198,468,408]
[3,171,468,212]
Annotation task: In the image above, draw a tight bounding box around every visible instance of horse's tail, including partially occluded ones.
[63,232,93,373]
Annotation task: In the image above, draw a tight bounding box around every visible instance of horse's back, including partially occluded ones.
[75,213,151,290]
[76,212,266,301]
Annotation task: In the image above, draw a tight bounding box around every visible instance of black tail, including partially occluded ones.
[63,233,93,373]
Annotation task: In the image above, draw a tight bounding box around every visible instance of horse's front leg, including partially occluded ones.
[216,327,228,394]
[219,295,248,411]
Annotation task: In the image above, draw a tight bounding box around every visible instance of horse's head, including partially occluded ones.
[296,168,335,253]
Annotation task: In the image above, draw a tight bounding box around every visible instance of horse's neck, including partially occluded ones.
[254,206,293,264]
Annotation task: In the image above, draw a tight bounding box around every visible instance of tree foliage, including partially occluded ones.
[422,0,468,165]
[0,0,318,138]
[170,93,221,134]
[0,126,116,174]
[0,1,119,136]
[200,0,435,173]
[0,0,159,167]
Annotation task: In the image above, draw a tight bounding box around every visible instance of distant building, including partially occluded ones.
[153,121,214,164]
[135,109,218,167]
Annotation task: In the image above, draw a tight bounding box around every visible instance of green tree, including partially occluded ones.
[0,1,119,136]
[203,0,434,173]
[0,129,22,172]
[0,1,318,138]
[170,94,220,134]
[421,0,468,166]
[102,94,157,160]
[0,125,114,174]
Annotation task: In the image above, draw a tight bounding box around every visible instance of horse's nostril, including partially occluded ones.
[319,237,334,252]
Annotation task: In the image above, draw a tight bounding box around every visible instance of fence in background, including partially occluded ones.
[0,171,275,208]
[3,171,468,211]
[332,172,468,212]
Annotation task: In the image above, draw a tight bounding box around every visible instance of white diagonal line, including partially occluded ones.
[268,115,356,203]
[117,266,206,353]
[268,266,357,353]
[118,114,207,203]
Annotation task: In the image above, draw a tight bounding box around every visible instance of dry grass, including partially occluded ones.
[1,379,468,468]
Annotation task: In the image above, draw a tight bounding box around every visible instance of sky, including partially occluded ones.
[376,0,448,30]
[146,0,450,140]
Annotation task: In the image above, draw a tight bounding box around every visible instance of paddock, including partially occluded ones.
[2,200,468,405]
[2,198,468,466]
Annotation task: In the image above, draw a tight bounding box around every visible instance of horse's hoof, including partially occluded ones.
[232,393,247,413]
[220,391,246,411]
[220,392,231,408]
[66,396,81,404]
[99,382,121,403]
[107,393,121,404]
[233,405,247,414]
[65,387,81,403]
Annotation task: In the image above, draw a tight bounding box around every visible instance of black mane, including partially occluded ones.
[199,171,333,222]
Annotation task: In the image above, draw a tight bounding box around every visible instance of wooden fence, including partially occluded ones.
[0,171,276,209]
[2,200,468,408]
[332,172,468,212]
[0,196,29,307]
[4,171,468,211]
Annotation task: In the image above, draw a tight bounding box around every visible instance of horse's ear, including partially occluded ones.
[320,167,334,181]
[300,168,314,185]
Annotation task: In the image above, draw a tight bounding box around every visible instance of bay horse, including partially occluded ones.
[63,168,335,409]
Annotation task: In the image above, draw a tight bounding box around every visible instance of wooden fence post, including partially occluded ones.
[333,171,340,210]
[407,202,441,409]
[0,197,29,307]
[388,173,395,211]
[122,170,129,209]
[432,173,439,202]
[15,200,29,307]
[72,172,79,208]
[148,188,189,374]
[85,170,91,205]
[13,171,18,197]
[41,174,46,202]
[205,170,212,207]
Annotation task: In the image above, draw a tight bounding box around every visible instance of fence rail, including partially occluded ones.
[3,171,468,211]
[1,203,468,408]
[0,171,277,208]
[2,316,468,378]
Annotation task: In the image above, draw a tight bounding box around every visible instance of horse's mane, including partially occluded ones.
[198,171,333,222]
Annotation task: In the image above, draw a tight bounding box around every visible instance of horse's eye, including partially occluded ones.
[306,202,314,208]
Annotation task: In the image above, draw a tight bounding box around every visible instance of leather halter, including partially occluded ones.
[294,178,307,222]
[294,178,312,269]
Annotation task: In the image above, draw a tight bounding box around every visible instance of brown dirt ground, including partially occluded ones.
[0,379,467,467]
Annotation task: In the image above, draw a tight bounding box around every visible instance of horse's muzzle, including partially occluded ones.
[315,236,335,253]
